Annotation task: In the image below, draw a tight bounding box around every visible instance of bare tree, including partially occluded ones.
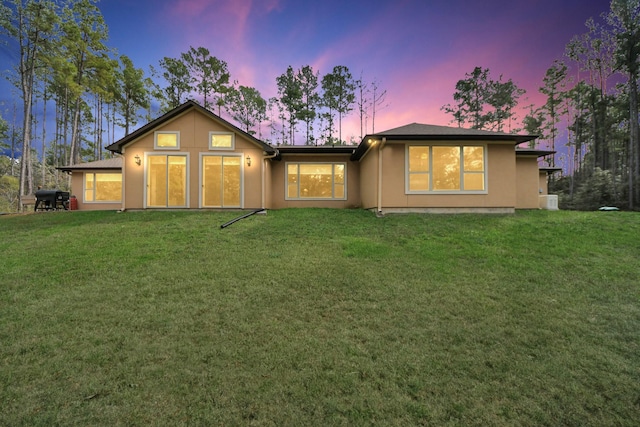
[354,74,369,140]
[370,78,387,134]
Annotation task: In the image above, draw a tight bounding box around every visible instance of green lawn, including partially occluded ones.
[1,209,639,426]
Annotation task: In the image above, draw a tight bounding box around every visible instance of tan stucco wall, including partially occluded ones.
[269,154,361,209]
[539,171,548,195]
[121,109,266,210]
[515,156,541,209]
[375,142,517,210]
[358,148,379,210]
[263,158,273,209]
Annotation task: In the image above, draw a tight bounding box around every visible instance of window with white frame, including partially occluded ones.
[407,145,486,193]
[84,173,122,202]
[286,163,346,200]
[209,132,234,150]
[154,131,180,149]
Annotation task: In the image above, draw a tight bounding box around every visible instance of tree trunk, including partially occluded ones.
[97,96,103,160]
[42,88,47,187]
[69,98,82,165]
[54,99,60,186]
[19,67,33,211]
[630,72,639,209]
[10,103,17,177]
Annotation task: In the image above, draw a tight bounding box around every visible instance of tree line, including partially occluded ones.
[441,0,640,210]
[154,57,387,146]
[3,0,637,212]
[0,0,387,212]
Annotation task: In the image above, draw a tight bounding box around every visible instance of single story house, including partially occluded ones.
[59,100,556,214]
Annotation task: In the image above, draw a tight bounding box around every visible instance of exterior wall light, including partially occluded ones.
[134,154,141,165]
[246,155,252,167]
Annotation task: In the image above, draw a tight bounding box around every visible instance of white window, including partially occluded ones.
[209,132,234,150]
[406,145,486,193]
[154,131,180,150]
[286,163,346,200]
[84,173,122,202]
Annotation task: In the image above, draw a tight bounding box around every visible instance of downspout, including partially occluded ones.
[377,137,386,214]
[262,150,279,209]
[120,150,126,212]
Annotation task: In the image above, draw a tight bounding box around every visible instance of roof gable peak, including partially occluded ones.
[106,100,275,154]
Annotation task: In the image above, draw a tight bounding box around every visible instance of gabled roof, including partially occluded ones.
[105,100,276,155]
[58,157,123,172]
[351,123,538,160]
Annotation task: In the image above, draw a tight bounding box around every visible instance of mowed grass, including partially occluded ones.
[1,209,639,426]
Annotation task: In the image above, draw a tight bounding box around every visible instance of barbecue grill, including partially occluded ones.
[34,190,70,211]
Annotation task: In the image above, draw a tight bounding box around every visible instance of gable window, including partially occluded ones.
[209,132,234,150]
[286,163,346,200]
[155,131,179,149]
[84,173,122,202]
[407,145,486,193]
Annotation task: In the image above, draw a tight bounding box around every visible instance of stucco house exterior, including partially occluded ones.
[60,100,556,214]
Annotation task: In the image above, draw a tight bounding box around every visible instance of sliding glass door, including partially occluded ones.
[201,155,241,208]
[147,155,187,207]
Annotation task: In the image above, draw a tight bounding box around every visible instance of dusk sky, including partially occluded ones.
[2,0,612,145]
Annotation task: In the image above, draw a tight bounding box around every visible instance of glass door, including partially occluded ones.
[202,155,241,208]
[147,155,187,207]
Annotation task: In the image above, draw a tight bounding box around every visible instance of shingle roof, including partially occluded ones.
[375,123,537,142]
[351,123,538,160]
[58,157,123,172]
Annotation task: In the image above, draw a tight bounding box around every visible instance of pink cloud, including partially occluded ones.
[144,0,592,144]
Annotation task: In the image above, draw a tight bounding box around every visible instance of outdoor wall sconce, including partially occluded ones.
[246,155,252,167]
[134,154,141,166]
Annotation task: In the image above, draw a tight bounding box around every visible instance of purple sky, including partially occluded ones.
[2,0,611,146]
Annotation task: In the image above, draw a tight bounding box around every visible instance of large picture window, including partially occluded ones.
[286,163,346,200]
[407,145,486,193]
[84,173,122,202]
